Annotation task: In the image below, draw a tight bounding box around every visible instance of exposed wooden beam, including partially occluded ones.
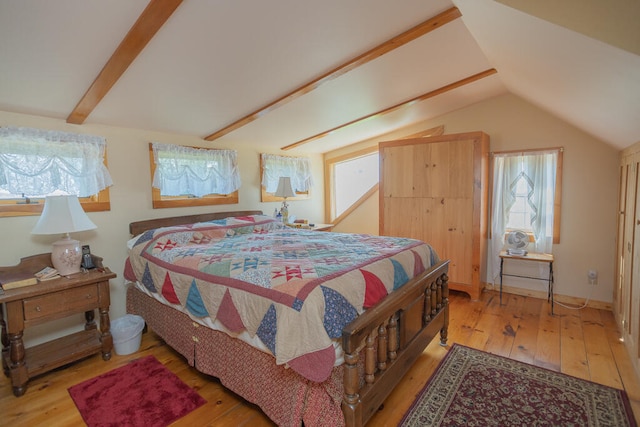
[66,0,183,124]
[203,6,462,141]
[281,68,498,151]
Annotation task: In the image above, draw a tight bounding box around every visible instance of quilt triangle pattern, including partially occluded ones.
[141,263,156,293]
[256,304,277,354]
[161,272,180,304]
[391,259,410,290]
[216,289,245,332]
[321,286,358,339]
[185,280,209,317]
[361,269,389,309]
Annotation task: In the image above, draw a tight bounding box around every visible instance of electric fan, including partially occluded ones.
[506,230,529,256]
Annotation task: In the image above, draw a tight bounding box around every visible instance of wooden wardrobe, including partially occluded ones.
[379,131,489,300]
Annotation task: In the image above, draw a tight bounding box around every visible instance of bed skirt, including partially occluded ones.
[126,284,346,426]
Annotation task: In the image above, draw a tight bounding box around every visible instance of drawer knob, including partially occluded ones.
[35,306,41,312]
[86,294,92,299]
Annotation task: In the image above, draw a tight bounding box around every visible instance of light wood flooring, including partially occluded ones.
[2,290,639,426]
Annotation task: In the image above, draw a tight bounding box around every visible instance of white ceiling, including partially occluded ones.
[0,0,638,153]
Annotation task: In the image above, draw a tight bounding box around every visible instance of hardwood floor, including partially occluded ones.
[2,290,639,426]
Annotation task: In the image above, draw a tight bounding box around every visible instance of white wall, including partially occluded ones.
[0,110,324,346]
[332,194,379,235]
[326,93,620,306]
[495,0,640,55]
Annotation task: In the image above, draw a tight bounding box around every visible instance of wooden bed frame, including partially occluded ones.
[127,211,449,426]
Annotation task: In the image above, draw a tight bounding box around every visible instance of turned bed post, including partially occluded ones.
[342,352,362,425]
[439,273,449,345]
[377,323,388,371]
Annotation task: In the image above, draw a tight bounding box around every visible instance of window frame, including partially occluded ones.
[148,143,239,209]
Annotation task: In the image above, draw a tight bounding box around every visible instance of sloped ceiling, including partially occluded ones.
[454,0,640,150]
[0,0,637,153]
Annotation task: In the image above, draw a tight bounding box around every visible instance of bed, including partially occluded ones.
[124,211,449,426]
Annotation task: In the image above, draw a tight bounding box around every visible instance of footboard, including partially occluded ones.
[341,260,449,427]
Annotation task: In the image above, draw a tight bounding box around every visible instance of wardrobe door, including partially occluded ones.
[436,140,474,286]
[630,161,640,361]
[617,147,640,377]
[615,163,627,320]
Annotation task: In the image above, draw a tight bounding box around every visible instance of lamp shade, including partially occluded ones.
[31,195,96,276]
[274,177,296,198]
[32,195,96,235]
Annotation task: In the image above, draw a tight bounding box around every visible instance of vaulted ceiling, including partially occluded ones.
[0,0,638,153]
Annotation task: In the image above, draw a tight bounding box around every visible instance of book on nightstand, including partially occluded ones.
[0,272,38,290]
[35,266,60,281]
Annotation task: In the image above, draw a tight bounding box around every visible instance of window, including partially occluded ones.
[507,176,541,232]
[0,126,112,217]
[334,152,378,217]
[325,147,379,223]
[488,148,563,278]
[149,143,240,209]
[260,153,312,202]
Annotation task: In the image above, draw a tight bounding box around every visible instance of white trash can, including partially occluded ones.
[111,314,145,355]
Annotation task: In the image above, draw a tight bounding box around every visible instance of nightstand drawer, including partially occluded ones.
[23,284,99,321]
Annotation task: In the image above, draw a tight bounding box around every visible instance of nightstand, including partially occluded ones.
[287,223,334,232]
[0,253,116,396]
[499,250,554,313]
[309,223,333,231]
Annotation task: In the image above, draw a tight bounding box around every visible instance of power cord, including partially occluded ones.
[553,282,595,310]
[490,274,596,310]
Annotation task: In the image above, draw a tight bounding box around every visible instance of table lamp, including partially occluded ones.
[274,177,296,224]
[31,195,97,276]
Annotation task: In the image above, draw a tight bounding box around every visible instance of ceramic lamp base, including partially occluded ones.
[51,234,82,276]
[281,200,289,224]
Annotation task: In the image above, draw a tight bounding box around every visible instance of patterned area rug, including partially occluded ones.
[68,355,206,427]
[400,344,637,426]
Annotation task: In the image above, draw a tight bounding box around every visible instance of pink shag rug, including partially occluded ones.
[68,355,206,427]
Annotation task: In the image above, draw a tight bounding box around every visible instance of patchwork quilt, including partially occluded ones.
[124,215,438,382]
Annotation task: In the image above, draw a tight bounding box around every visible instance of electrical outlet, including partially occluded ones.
[588,270,598,285]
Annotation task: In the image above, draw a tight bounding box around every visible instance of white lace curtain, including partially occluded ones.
[0,126,113,197]
[487,149,558,282]
[261,153,313,193]
[152,143,241,197]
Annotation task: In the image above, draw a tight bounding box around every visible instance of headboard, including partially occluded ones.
[129,210,263,236]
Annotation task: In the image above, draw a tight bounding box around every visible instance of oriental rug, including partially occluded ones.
[68,355,206,427]
[400,344,637,426]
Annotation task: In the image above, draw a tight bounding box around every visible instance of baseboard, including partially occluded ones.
[483,282,612,311]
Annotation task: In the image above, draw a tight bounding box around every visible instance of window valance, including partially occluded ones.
[261,153,312,193]
[0,126,113,197]
[152,143,240,197]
